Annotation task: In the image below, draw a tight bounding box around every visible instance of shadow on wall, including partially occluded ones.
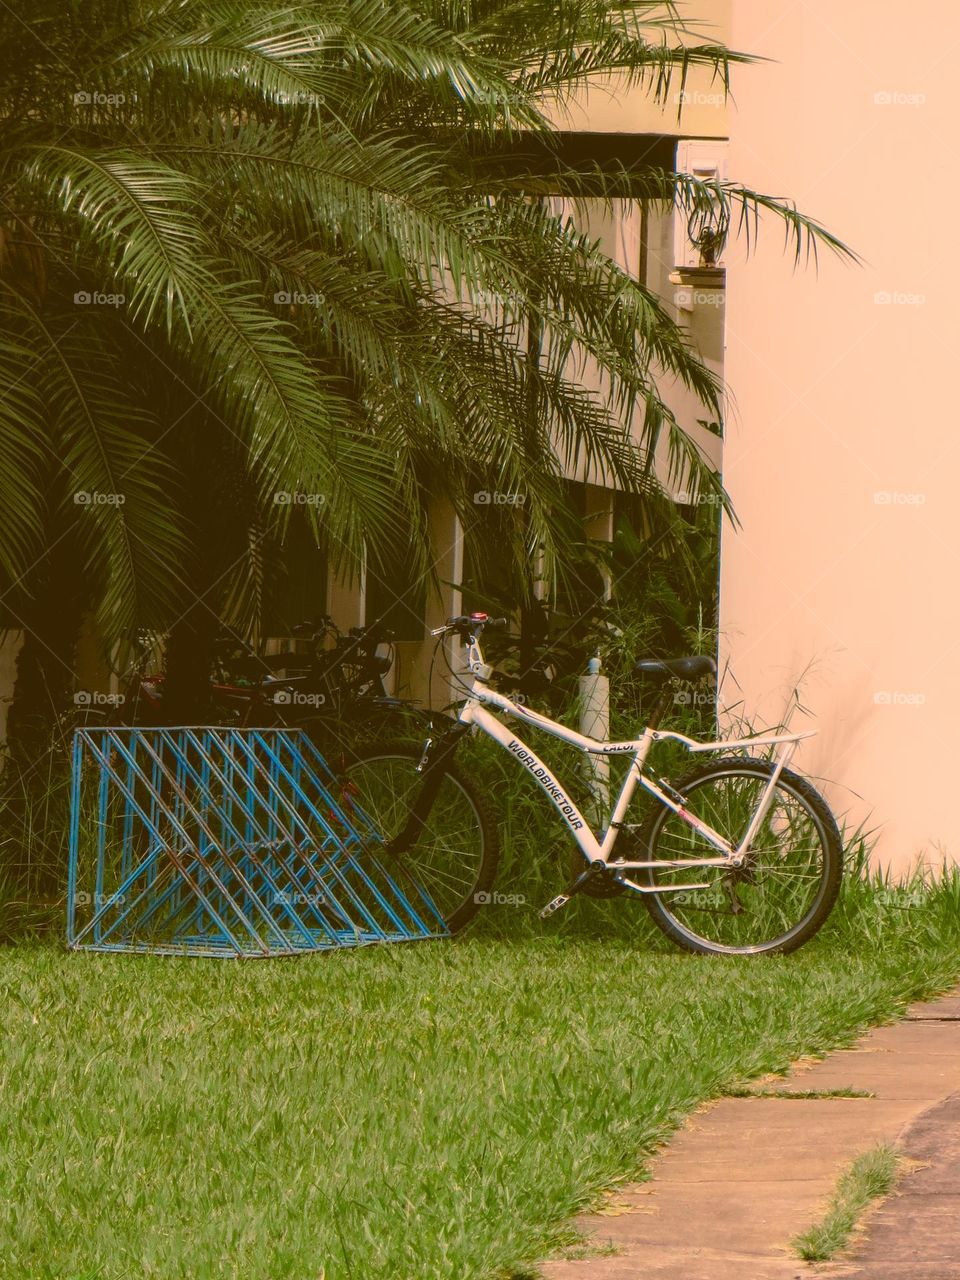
[718,641,878,833]
[0,633,23,744]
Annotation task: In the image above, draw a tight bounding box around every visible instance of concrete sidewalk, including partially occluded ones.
[538,991,960,1280]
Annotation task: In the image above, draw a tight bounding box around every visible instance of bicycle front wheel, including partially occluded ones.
[338,743,499,934]
[638,759,842,956]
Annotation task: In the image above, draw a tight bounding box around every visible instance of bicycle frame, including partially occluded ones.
[455,638,815,893]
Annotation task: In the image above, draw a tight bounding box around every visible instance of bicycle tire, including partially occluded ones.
[336,742,499,934]
[637,758,842,956]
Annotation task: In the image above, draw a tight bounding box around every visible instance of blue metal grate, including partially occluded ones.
[67,728,449,957]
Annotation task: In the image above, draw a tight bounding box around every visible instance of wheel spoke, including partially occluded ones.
[642,762,840,954]
[341,751,489,929]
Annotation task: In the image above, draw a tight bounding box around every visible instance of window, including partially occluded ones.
[364,537,426,641]
[264,514,328,636]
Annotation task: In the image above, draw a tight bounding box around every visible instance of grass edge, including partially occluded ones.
[791,1142,901,1262]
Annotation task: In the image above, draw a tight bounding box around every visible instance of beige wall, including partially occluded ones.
[551,192,724,499]
[550,1,730,137]
[721,0,960,871]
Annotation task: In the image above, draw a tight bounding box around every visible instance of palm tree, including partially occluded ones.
[0,0,851,768]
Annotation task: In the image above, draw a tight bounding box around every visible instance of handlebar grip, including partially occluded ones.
[443,613,508,633]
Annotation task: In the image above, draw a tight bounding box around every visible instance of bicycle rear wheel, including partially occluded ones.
[637,758,842,956]
[337,743,499,934]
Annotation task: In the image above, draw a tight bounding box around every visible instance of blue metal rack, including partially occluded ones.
[67,728,448,957]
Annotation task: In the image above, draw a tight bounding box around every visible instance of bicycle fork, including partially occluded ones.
[382,726,471,855]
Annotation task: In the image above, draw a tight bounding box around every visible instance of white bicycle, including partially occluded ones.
[338,613,843,956]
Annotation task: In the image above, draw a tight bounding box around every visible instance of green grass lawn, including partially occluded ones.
[1,879,959,1280]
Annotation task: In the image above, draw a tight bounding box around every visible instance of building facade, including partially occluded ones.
[720,0,960,873]
[0,24,731,743]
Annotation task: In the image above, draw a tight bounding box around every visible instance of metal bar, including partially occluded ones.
[66,731,84,946]
[67,727,444,957]
[82,731,272,954]
[178,731,336,943]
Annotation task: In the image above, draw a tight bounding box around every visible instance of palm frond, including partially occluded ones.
[0,290,47,580]
[20,146,210,333]
[6,285,188,640]
[0,0,851,682]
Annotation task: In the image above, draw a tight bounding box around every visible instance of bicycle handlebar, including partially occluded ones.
[290,616,395,653]
[431,612,508,638]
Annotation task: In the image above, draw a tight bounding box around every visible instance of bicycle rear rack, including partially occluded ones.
[67,727,448,957]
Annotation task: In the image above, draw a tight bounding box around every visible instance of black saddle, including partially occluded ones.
[633,655,716,681]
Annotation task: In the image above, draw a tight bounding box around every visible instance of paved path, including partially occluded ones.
[837,1090,960,1278]
[538,992,960,1280]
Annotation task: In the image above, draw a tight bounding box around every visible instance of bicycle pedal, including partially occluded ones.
[539,894,570,919]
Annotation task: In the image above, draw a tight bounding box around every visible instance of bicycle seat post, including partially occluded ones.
[644,685,676,732]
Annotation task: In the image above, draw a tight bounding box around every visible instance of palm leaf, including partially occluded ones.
[5,284,188,639]
[0,291,48,581]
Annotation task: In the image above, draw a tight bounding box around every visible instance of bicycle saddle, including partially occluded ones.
[633,655,716,680]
